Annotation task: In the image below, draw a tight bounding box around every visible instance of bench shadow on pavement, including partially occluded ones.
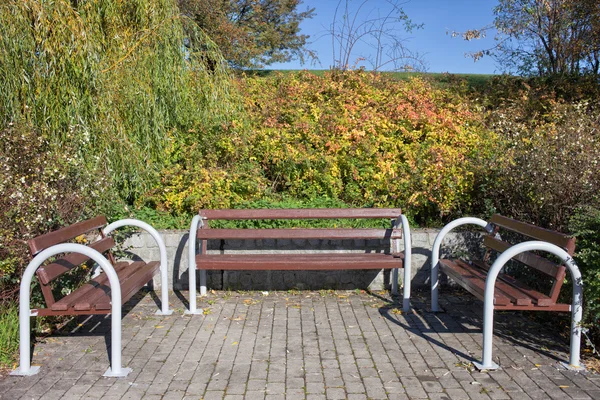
[375,289,571,366]
[33,288,158,367]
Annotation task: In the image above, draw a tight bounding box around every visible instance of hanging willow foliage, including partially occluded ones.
[0,0,239,198]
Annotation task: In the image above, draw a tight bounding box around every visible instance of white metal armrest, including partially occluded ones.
[430,217,492,312]
[475,241,583,371]
[187,215,205,314]
[11,244,130,377]
[103,219,172,316]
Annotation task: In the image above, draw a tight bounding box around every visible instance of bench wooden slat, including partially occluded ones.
[95,261,160,310]
[52,261,159,312]
[36,237,116,285]
[50,262,131,311]
[470,260,555,306]
[28,216,108,256]
[489,215,575,254]
[451,260,535,306]
[439,259,511,306]
[196,228,396,240]
[197,253,402,271]
[199,208,402,220]
[482,236,565,280]
[72,262,147,311]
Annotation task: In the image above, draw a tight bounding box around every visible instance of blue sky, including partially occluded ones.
[270,0,499,74]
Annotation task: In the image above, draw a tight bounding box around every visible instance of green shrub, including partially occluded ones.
[0,0,237,200]
[241,70,498,224]
[483,100,600,230]
[569,207,600,345]
[0,302,19,369]
[143,70,499,224]
[0,123,114,301]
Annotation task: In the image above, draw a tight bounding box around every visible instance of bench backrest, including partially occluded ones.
[198,208,402,220]
[485,214,575,303]
[196,208,404,253]
[27,216,114,307]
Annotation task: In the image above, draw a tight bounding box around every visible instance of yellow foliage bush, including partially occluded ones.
[146,70,499,223]
[240,70,498,220]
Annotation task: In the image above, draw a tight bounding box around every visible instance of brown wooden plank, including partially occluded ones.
[196,253,402,270]
[72,262,148,311]
[34,308,111,317]
[50,262,131,311]
[38,282,56,308]
[36,237,116,285]
[490,215,576,254]
[196,228,395,240]
[439,259,512,306]
[471,260,555,306]
[95,261,160,310]
[549,265,567,303]
[28,216,108,256]
[199,208,402,220]
[482,236,565,280]
[494,303,571,312]
[451,260,534,306]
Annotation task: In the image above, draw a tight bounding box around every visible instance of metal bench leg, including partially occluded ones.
[430,218,491,312]
[200,270,207,296]
[12,245,131,377]
[474,241,584,371]
[186,215,203,315]
[400,215,412,312]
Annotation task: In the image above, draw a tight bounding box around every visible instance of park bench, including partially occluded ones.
[12,216,172,378]
[430,214,584,370]
[187,208,413,314]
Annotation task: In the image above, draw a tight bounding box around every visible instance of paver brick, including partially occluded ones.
[2,290,598,400]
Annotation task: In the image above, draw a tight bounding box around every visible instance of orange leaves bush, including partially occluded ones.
[239,70,497,220]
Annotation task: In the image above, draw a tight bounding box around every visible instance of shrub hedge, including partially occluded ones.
[144,70,500,225]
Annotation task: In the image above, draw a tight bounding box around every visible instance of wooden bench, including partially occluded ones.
[430,214,584,370]
[187,208,412,314]
[12,216,172,378]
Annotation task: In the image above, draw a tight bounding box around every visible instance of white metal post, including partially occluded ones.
[103,219,173,316]
[11,244,131,377]
[473,241,584,371]
[391,217,400,297]
[430,217,491,312]
[400,215,412,312]
[186,215,204,314]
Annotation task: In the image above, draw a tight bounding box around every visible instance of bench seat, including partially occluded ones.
[196,253,403,271]
[439,259,569,312]
[35,260,160,316]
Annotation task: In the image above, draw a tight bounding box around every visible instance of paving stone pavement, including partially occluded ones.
[1,289,599,400]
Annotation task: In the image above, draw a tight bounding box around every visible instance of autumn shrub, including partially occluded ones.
[0,123,115,301]
[238,70,499,223]
[483,99,600,230]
